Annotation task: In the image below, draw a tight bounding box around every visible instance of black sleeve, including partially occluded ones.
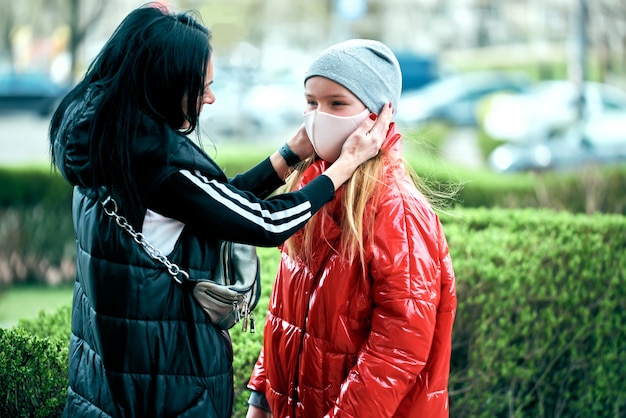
[148,168,335,247]
[227,157,285,199]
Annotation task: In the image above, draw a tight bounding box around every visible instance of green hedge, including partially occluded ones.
[230,246,280,416]
[404,158,626,215]
[440,208,626,417]
[0,327,68,418]
[3,208,625,417]
[0,167,71,208]
[3,149,626,217]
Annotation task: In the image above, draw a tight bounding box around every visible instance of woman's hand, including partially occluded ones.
[339,102,392,167]
[323,102,393,190]
[286,124,314,160]
[246,405,272,418]
[270,124,314,180]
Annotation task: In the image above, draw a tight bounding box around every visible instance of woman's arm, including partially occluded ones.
[148,167,334,247]
[228,157,286,199]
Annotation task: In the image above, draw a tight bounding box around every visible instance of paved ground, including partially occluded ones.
[0,113,52,166]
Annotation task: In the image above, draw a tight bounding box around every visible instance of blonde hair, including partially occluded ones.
[284,148,432,271]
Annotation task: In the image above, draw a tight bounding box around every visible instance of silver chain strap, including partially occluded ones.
[101,196,189,285]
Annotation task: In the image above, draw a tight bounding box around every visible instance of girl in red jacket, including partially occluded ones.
[247,39,457,418]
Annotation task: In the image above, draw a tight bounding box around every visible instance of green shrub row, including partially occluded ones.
[440,208,626,417]
[3,147,626,214]
[2,157,625,288]
[0,326,68,418]
[2,208,624,417]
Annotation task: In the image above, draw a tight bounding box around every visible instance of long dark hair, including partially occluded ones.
[49,3,212,211]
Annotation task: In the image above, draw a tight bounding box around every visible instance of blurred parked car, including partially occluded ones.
[395,70,531,127]
[201,67,303,137]
[239,78,303,133]
[482,80,626,143]
[0,72,69,117]
[488,114,626,173]
[199,75,251,137]
[394,51,439,92]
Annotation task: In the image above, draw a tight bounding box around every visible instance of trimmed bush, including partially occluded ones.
[4,208,625,417]
[0,168,75,287]
[17,304,72,344]
[1,149,625,285]
[441,208,626,417]
[230,246,280,417]
[0,167,72,209]
[0,327,68,418]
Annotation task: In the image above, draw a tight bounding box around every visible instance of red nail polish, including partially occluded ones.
[369,113,378,120]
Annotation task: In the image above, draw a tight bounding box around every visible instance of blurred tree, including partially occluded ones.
[0,2,20,70]
[178,0,330,51]
[0,0,624,87]
[0,0,107,80]
[65,0,108,82]
[594,0,626,82]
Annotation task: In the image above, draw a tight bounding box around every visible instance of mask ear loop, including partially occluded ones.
[303,109,318,148]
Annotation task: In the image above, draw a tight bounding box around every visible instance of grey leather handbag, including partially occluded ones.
[101,196,261,332]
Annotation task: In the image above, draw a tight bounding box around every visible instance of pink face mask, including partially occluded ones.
[303,108,370,163]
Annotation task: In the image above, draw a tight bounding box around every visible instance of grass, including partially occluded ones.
[0,284,73,328]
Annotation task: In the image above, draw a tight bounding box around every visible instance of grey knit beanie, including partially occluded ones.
[304,39,402,114]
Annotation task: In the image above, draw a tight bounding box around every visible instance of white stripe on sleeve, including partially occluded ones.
[180,169,312,234]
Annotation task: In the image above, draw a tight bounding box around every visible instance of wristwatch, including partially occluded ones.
[278,143,301,167]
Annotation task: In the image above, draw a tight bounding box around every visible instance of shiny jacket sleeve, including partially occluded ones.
[327,185,450,417]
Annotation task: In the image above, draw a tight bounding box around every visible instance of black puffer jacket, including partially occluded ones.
[53,90,335,417]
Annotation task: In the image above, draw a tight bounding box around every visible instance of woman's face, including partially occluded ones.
[304,76,366,116]
[181,57,215,130]
[200,57,216,111]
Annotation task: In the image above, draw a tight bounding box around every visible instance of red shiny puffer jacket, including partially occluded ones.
[248,124,457,417]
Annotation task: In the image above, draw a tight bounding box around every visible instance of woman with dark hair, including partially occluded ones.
[49,5,391,417]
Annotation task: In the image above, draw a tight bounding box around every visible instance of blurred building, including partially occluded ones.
[165,0,623,87]
[1,0,624,85]
[230,0,624,84]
